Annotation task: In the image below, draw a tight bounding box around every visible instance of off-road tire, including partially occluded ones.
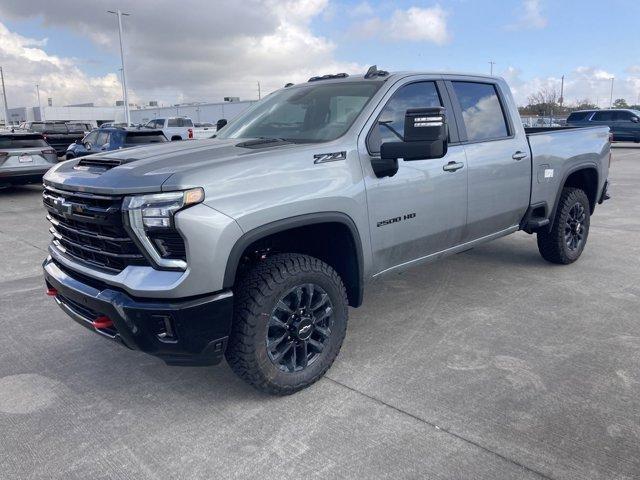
[537,187,590,264]
[225,253,348,395]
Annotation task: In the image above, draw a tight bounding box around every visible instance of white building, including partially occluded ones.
[129,100,257,125]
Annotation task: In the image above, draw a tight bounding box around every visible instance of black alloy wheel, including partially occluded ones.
[267,284,333,373]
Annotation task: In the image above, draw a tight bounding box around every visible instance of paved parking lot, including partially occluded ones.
[1,145,639,480]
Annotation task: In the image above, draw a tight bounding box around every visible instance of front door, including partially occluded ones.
[360,80,468,275]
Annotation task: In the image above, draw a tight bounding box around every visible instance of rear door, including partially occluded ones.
[612,110,640,141]
[360,77,468,274]
[590,110,617,137]
[447,80,530,241]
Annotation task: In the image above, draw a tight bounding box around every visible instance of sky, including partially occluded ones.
[0,0,639,109]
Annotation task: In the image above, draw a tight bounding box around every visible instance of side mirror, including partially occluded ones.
[74,139,81,145]
[373,107,448,178]
[85,142,92,151]
[631,117,639,123]
[216,118,228,130]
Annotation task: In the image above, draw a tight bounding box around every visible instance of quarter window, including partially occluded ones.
[368,81,442,154]
[452,82,509,142]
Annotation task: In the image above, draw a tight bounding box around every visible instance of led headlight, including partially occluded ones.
[123,188,204,270]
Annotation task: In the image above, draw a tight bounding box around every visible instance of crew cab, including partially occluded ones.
[20,121,91,156]
[65,127,167,159]
[144,117,194,141]
[42,68,610,395]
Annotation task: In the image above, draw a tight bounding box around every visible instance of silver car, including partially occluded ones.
[0,132,58,187]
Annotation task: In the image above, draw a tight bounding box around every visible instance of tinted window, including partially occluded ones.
[124,132,167,144]
[567,111,593,122]
[167,118,179,127]
[67,123,87,132]
[180,118,193,127]
[0,135,48,148]
[452,82,509,141]
[613,110,635,121]
[368,81,442,153]
[49,123,68,133]
[592,111,615,122]
[29,123,45,132]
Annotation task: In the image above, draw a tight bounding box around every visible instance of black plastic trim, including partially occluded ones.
[223,212,364,306]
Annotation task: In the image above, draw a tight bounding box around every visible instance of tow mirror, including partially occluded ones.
[374,107,448,178]
[216,118,228,131]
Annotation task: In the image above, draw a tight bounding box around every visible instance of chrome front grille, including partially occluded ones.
[43,184,150,272]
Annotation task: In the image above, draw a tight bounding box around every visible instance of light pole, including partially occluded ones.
[108,9,131,125]
[609,77,614,108]
[489,61,496,76]
[36,84,45,121]
[559,75,564,110]
[0,66,10,126]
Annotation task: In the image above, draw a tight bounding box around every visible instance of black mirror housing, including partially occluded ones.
[216,118,228,130]
[403,107,447,142]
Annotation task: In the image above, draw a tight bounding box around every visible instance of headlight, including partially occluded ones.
[123,188,204,270]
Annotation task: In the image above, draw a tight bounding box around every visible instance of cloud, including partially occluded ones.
[0,22,121,109]
[507,0,547,30]
[354,5,450,44]
[502,65,640,107]
[0,0,364,106]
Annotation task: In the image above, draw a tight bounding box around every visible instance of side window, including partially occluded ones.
[84,131,99,145]
[452,82,509,142]
[592,111,614,122]
[181,118,194,127]
[167,118,179,127]
[96,131,110,146]
[613,111,633,122]
[367,81,442,154]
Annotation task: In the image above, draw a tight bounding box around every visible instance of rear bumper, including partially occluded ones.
[0,165,52,184]
[43,257,233,366]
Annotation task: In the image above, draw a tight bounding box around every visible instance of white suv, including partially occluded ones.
[144,117,194,141]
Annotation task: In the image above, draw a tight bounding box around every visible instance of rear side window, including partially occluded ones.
[29,123,45,132]
[0,135,48,148]
[167,118,179,127]
[49,123,68,133]
[125,132,168,144]
[613,111,635,121]
[592,111,615,122]
[180,118,193,127]
[368,81,442,153]
[452,82,509,142]
[567,111,592,122]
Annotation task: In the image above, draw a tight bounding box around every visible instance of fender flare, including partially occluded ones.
[548,162,599,230]
[222,212,364,305]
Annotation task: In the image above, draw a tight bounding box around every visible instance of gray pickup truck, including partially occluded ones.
[42,67,611,394]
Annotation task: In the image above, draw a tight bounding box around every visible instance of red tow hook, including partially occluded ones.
[46,288,58,297]
[92,315,114,329]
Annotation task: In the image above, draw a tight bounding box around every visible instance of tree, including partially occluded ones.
[613,98,629,109]
[574,99,599,110]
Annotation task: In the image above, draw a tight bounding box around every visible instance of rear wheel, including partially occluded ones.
[537,187,590,264]
[225,253,348,395]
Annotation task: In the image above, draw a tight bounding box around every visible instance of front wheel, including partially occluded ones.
[537,187,591,264]
[225,253,348,395]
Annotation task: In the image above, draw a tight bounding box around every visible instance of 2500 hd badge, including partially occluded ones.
[377,212,416,227]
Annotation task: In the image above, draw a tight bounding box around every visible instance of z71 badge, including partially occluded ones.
[377,212,416,227]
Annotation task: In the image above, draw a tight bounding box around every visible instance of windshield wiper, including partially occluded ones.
[236,137,294,149]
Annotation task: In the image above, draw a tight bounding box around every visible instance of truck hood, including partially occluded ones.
[44,138,301,194]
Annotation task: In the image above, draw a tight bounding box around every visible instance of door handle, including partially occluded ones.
[512,151,528,161]
[443,161,464,172]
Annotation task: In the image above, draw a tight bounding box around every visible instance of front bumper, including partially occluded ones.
[43,257,233,366]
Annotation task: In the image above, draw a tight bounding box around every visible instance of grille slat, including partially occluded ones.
[44,185,150,272]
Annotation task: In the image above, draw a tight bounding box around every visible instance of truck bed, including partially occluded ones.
[526,125,610,218]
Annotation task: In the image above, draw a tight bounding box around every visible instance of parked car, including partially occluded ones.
[65,127,167,159]
[193,122,217,139]
[43,68,610,395]
[19,121,91,156]
[0,132,57,187]
[566,109,640,142]
[144,117,194,141]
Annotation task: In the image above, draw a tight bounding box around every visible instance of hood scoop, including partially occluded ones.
[75,157,123,171]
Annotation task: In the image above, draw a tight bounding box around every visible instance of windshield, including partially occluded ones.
[217,81,382,143]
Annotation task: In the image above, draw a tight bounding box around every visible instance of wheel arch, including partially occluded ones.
[223,212,364,307]
[549,164,599,229]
